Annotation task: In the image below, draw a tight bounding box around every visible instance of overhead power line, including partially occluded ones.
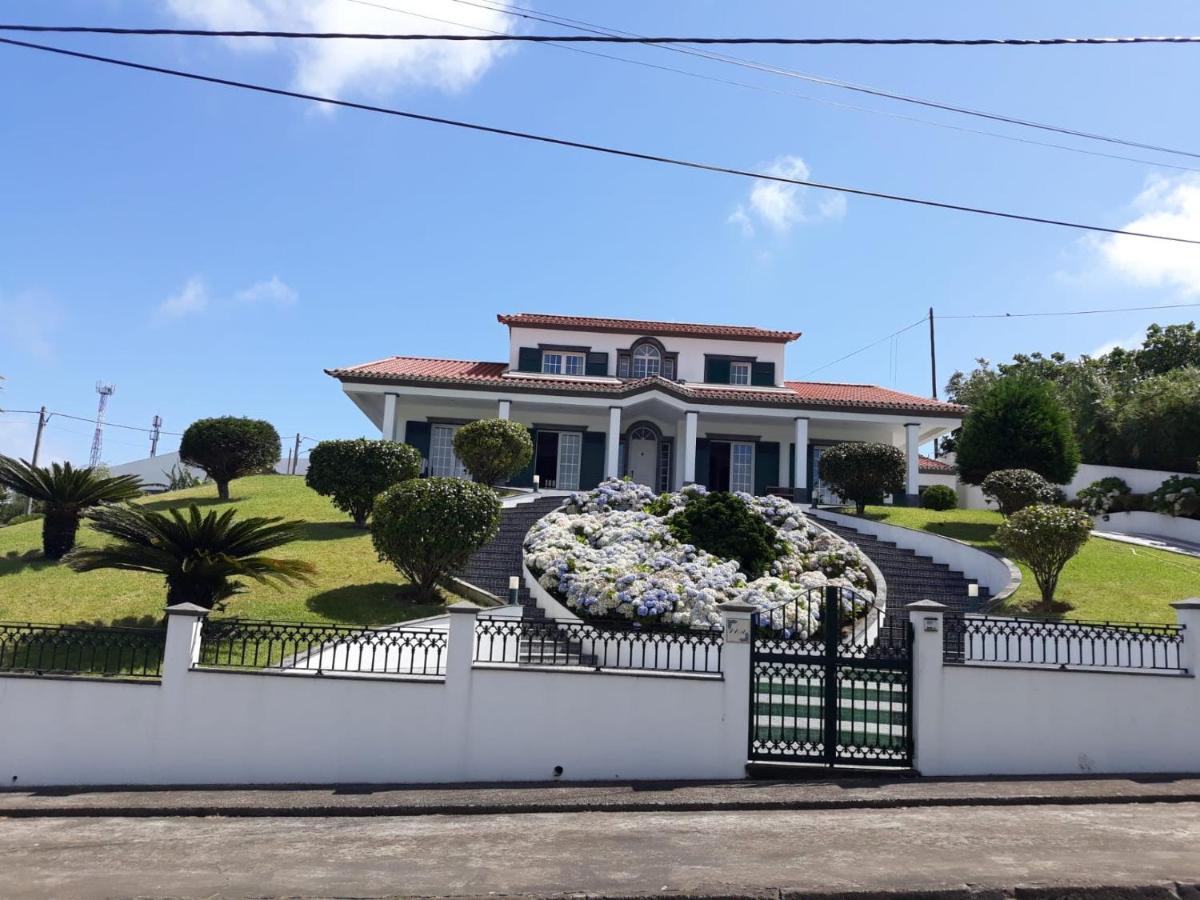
[805,318,928,376]
[4,37,1199,249]
[8,25,1200,46]
[940,301,1200,319]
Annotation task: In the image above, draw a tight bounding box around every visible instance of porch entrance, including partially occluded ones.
[707,441,754,494]
[627,425,657,488]
[749,586,912,768]
[534,430,582,491]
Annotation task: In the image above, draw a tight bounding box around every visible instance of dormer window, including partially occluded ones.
[730,361,751,385]
[631,343,661,379]
[542,351,585,376]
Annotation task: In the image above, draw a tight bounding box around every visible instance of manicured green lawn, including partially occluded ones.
[0,475,447,627]
[859,505,1200,624]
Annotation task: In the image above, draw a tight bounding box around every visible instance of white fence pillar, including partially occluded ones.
[907,600,946,776]
[719,602,755,779]
[1172,598,1200,674]
[606,406,621,479]
[162,602,208,683]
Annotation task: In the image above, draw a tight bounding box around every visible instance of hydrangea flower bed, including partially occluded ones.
[523,478,874,633]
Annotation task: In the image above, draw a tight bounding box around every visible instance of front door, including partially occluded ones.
[627,426,658,488]
[707,441,753,493]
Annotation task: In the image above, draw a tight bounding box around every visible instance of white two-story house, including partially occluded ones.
[326,312,966,504]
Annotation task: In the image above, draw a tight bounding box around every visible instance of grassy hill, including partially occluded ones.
[862,505,1200,624]
[0,475,446,627]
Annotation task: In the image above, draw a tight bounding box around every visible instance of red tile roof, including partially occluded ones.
[919,454,957,475]
[327,356,966,417]
[497,312,801,343]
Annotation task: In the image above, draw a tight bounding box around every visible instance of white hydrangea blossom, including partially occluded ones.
[525,478,873,633]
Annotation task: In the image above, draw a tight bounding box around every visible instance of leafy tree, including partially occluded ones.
[1135,322,1200,376]
[371,477,500,601]
[668,491,780,578]
[920,484,958,511]
[0,457,143,559]
[179,417,280,501]
[954,376,1079,485]
[981,469,1055,517]
[817,442,906,514]
[66,504,315,609]
[996,504,1092,612]
[452,419,534,487]
[1110,368,1200,473]
[305,439,421,526]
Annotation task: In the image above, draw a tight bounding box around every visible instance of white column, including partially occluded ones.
[718,602,755,779]
[907,600,947,776]
[683,410,699,484]
[162,602,208,684]
[381,393,398,441]
[905,422,921,504]
[793,417,809,502]
[673,418,687,490]
[1172,599,1200,674]
[444,601,479,781]
[606,406,621,479]
[497,399,511,420]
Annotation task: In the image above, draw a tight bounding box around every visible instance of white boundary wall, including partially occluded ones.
[1063,462,1190,500]
[1094,510,1200,546]
[0,603,752,787]
[910,601,1200,776]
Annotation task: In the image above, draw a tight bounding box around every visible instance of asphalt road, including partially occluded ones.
[3,803,1200,899]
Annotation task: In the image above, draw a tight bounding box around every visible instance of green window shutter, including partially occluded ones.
[754,441,780,496]
[580,432,606,489]
[751,361,775,386]
[517,347,541,372]
[704,358,731,384]
[694,438,710,487]
[507,428,537,487]
[585,352,609,377]
[403,420,431,468]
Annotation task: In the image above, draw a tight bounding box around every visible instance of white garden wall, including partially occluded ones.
[1063,462,1191,500]
[1093,510,1200,546]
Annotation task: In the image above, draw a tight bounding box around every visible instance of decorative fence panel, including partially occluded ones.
[474,616,723,673]
[0,622,165,678]
[943,614,1184,672]
[199,619,448,676]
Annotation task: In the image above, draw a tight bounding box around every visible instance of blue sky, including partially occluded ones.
[3,0,1199,465]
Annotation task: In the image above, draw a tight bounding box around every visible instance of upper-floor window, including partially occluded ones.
[542,351,585,376]
[730,361,751,385]
[632,344,661,378]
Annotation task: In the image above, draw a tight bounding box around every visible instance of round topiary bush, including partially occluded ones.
[305,439,421,527]
[817,442,906,514]
[1076,476,1132,516]
[371,477,501,600]
[920,484,958,511]
[996,503,1092,611]
[668,491,780,578]
[981,468,1055,517]
[452,418,533,487]
[180,417,281,501]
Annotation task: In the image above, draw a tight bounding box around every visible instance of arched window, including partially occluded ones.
[629,425,657,442]
[631,343,662,378]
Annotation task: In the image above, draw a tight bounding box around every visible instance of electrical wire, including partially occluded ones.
[4,36,1199,247]
[941,301,1200,319]
[804,317,928,376]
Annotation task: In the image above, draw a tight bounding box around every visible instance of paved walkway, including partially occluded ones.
[3,803,1199,898]
[1093,529,1200,560]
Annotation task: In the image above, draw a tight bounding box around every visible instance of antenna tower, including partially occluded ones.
[89,382,115,468]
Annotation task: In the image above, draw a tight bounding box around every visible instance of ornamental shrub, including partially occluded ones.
[179,417,280,501]
[452,418,533,487]
[668,491,780,578]
[996,504,1092,611]
[955,375,1080,485]
[981,468,1055,517]
[371,477,501,600]
[1076,476,1132,516]
[1150,475,1200,520]
[305,439,421,527]
[920,484,958,511]
[818,442,906,514]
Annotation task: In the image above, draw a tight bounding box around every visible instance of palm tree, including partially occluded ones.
[0,456,143,559]
[65,504,316,609]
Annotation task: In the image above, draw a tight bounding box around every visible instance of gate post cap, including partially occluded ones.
[718,602,758,614]
[906,600,948,611]
[1170,598,1200,610]
[447,601,481,615]
[164,602,210,617]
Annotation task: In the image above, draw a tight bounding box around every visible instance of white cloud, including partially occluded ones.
[0,289,62,359]
[1097,175,1200,295]
[729,155,846,237]
[1089,330,1145,358]
[157,277,209,319]
[166,0,516,98]
[236,275,298,306]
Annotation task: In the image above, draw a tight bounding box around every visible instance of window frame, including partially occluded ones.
[541,350,586,376]
[729,361,751,385]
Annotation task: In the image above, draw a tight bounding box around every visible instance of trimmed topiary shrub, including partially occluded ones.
[996,503,1092,612]
[955,375,1080,486]
[371,477,501,600]
[180,417,281,501]
[305,439,421,527]
[453,418,534,488]
[982,468,1055,517]
[818,442,906,514]
[1077,476,1132,516]
[920,484,958,511]
[1150,475,1200,520]
[668,491,780,578]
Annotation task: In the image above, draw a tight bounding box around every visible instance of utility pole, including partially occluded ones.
[149,415,163,458]
[26,406,47,514]
[291,433,301,475]
[929,307,939,458]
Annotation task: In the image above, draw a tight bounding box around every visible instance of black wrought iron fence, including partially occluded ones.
[0,622,165,678]
[200,618,447,676]
[943,614,1185,672]
[474,616,723,673]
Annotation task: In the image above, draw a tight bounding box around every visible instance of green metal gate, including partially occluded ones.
[749,585,912,768]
